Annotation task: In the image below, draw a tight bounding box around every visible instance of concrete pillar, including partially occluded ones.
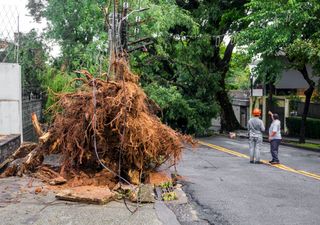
[0,63,22,141]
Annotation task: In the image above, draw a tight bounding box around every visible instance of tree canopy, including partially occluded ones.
[26,0,252,135]
[1,29,48,91]
[238,0,320,142]
[131,0,250,132]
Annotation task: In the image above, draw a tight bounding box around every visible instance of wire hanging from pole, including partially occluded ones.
[101,0,143,213]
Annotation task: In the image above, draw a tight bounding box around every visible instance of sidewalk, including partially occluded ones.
[0,177,179,225]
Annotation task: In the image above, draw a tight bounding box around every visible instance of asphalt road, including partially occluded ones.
[176,136,320,225]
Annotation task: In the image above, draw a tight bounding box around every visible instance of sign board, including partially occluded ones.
[252,89,263,97]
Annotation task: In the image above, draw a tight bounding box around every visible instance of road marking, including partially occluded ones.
[199,141,320,181]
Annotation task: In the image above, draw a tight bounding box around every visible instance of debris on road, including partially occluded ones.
[130,184,156,203]
[56,186,115,205]
[147,171,172,186]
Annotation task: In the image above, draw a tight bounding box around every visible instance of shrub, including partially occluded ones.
[286,117,320,139]
[143,83,218,136]
[40,68,77,121]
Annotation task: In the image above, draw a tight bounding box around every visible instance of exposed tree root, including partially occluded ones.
[1,58,194,187]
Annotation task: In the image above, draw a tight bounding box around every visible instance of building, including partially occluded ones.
[230,66,319,130]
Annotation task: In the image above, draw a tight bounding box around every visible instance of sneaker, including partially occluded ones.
[250,161,254,164]
[269,160,274,164]
[270,161,280,165]
[255,161,263,164]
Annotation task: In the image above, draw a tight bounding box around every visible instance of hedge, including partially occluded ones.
[286,117,320,139]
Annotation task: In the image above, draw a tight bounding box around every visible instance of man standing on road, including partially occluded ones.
[268,111,282,164]
[248,108,265,164]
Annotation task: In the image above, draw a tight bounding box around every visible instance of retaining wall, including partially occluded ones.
[0,134,20,163]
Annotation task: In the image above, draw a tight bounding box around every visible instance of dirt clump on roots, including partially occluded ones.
[0,59,194,190]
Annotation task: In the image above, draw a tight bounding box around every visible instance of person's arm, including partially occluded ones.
[269,131,277,138]
[268,111,274,121]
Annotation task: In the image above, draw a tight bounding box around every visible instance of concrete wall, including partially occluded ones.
[0,134,20,163]
[0,63,22,139]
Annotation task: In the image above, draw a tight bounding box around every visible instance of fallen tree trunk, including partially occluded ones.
[31,113,44,137]
[0,142,38,172]
[1,146,44,177]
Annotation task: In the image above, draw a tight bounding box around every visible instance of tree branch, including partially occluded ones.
[298,65,315,88]
[219,40,235,69]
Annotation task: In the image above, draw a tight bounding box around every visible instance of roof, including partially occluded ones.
[276,66,319,89]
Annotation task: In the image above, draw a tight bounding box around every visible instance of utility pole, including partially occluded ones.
[106,0,152,61]
[120,1,129,53]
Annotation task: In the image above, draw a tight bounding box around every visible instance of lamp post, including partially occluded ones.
[248,66,255,118]
[250,73,253,97]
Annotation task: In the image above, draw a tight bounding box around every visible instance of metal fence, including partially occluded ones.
[0,4,19,63]
[22,85,43,101]
[22,85,44,142]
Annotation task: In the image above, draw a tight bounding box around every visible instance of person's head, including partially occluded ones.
[273,113,279,120]
[252,108,261,117]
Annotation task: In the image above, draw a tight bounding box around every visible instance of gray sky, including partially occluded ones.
[0,0,45,33]
[0,0,60,57]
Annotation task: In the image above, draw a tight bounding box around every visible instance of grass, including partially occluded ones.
[287,142,320,151]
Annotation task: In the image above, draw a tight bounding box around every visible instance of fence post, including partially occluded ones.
[284,98,290,134]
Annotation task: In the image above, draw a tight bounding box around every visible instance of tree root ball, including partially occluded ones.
[1,58,194,185]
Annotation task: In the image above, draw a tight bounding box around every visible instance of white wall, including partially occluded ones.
[0,63,22,139]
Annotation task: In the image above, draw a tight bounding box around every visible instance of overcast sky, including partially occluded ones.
[0,0,45,33]
[0,0,61,57]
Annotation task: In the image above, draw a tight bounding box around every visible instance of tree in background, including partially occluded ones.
[27,0,107,73]
[181,0,248,132]
[238,0,320,143]
[226,50,251,91]
[1,29,48,89]
[19,30,48,89]
[132,0,249,132]
[26,0,250,134]
[129,0,219,135]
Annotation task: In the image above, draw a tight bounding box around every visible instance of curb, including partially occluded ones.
[277,141,320,152]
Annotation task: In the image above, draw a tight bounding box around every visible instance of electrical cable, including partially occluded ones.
[101,0,146,213]
[92,77,132,186]
[92,76,140,214]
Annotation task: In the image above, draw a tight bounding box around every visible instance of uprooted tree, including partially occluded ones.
[0,59,193,186]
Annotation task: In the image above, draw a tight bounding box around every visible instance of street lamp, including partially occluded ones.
[250,73,254,97]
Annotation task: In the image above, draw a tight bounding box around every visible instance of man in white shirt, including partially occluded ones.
[268,111,282,164]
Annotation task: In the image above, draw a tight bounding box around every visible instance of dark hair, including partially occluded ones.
[273,113,279,120]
